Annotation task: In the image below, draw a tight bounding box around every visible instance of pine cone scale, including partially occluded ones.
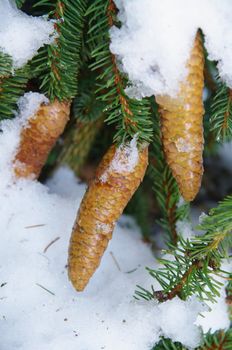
[68,144,148,291]
[14,99,70,179]
[157,32,204,201]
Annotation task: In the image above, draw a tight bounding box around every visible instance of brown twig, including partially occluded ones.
[43,237,60,253]
[25,224,46,229]
[200,330,226,350]
[35,283,55,296]
[109,251,121,271]
[154,260,201,302]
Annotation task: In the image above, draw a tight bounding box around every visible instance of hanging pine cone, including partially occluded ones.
[156,31,204,202]
[68,142,148,291]
[14,99,70,179]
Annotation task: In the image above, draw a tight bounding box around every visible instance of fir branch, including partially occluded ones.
[149,100,189,245]
[0,65,29,121]
[226,277,232,321]
[32,0,87,101]
[125,185,151,241]
[15,0,26,8]
[58,67,105,175]
[72,68,106,122]
[136,195,232,303]
[210,82,232,141]
[59,118,103,175]
[200,329,232,350]
[0,52,13,78]
[152,338,185,350]
[152,330,232,350]
[194,195,232,259]
[139,241,223,303]
[87,0,153,145]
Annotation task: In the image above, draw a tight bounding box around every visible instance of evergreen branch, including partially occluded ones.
[136,195,232,303]
[141,241,223,303]
[0,52,13,78]
[0,65,29,121]
[15,0,26,8]
[57,67,105,175]
[193,195,232,259]
[59,118,103,175]
[139,196,232,302]
[87,0,153,145]
[152,330,232,350]
[72,68,106,122]
[152,338,185,350]
[125,185,151,240]
[149,100,189,245]
[32,0,58,16]
[210,82,232,141]
[226,277,232,321]
[199,330,232,350]
[31,0,87,101]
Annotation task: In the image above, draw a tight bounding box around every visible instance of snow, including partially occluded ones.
[17,92,49,122]
[0,0,55,68]
[100,135,139,182]
[176,219,195,239]
[197,283,230,333]
[110,0,232,98]
[198,212,208,225]
[196,261,232,333]
[158,296,207,348]
[0,101,230,349]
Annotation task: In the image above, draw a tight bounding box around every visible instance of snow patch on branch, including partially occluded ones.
[0,92,48,182]
[176,219,195,239]
[110,0,232,98]
[158,296,208,348]
[0,0,56,68]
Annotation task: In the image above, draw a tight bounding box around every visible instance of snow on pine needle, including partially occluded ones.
[0,0,56,69]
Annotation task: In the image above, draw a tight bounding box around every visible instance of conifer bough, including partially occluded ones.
[156,31,204,202]
[68,143,148,291]
[14,100,70,179]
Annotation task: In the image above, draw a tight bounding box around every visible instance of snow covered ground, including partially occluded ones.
[1,0,232,346]
[0,101,230,350]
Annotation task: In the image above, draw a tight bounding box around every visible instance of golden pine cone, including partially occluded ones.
[156,32,204,202]
[14,99,70,179]
[68,143,148,291]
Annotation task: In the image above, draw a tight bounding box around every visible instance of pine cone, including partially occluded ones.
[68,142,148,291]
[14,99,70,179]
[156,32,204,201]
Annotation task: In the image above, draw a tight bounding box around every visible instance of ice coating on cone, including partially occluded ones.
[68,143,148,291]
